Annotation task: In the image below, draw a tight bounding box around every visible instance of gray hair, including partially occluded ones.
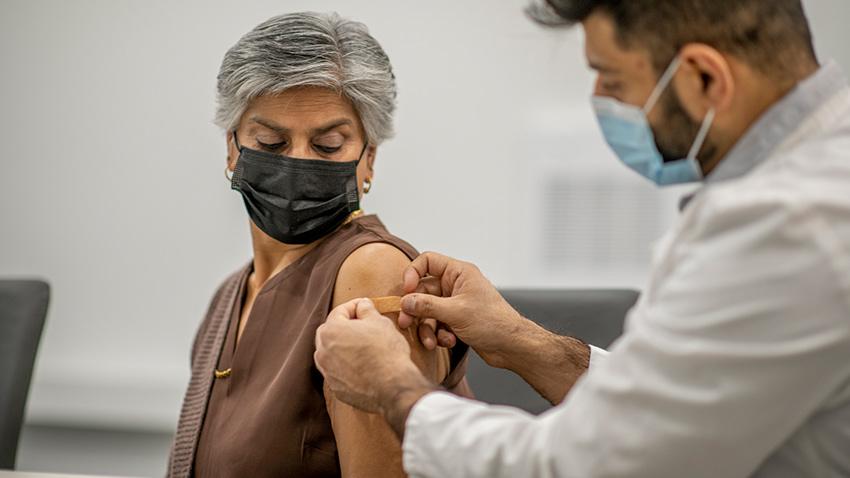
[215,12,397,145]
[525,0,573,27]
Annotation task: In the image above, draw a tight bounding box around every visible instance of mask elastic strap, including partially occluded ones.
[232,131,244,152]
[355,142,369,165]
[643,56,683,115]
[686,108,716,161]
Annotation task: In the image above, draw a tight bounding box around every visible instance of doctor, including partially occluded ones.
[314,0,850,476]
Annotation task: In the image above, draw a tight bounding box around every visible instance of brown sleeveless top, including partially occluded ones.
[167,215,468,478]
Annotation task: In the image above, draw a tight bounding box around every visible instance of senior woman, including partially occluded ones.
[167,12,470,478]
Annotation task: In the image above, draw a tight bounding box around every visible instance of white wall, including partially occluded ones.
[1,0,848,432]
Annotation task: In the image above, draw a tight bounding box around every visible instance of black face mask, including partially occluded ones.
[230,133,365,244]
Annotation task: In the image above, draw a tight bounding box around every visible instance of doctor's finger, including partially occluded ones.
[436,327,457,348]
[354,298,382,321]
[418,318,438,350]
[398,278,443,329]
[326,299,363,323]
[415,276,443,296]
[405,252,454,292]
[401,293,456,324]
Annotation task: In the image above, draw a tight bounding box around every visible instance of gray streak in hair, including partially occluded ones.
[215,12,397,145]
[525,0,573,27]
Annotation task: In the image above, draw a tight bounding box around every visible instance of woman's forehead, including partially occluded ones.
[242,87,361,131]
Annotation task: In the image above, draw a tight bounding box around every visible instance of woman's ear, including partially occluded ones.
[226,131,238,171]
[674,44,735,122]
[365,144,377,178]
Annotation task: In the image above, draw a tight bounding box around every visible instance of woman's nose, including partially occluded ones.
[287,140,316,159]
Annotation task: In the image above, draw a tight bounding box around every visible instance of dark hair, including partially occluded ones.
[527,0,817,77]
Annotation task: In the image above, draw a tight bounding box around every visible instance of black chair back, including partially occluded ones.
[465,289,638,414]
[0,279,49,469]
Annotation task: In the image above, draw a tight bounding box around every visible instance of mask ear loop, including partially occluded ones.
[232,131,244,153]
[686,108,716,162]
[643,56,683,115]
[353,141,371,207]
[225,131,243,183]
[355,141,369,165]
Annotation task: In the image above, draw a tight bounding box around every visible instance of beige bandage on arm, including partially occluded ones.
[371,296,402,314]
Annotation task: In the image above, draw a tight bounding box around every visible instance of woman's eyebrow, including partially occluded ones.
[311,119,352,135]
[249,116,352,135]
[250,116,288,133]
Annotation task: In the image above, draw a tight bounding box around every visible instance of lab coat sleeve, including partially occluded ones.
[587,344,609,374]
[402,193,850,478]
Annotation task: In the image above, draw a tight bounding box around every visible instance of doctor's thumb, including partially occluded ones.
[401,293,453,323]
[355,298,381,320]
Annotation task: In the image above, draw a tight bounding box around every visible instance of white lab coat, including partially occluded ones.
[402,63,850,477]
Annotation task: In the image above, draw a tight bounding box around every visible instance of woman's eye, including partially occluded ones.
[314,144,342,154]
[257,140,286,152]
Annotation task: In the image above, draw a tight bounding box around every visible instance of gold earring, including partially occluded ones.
[363,179,372,194]
[225,165,233,181]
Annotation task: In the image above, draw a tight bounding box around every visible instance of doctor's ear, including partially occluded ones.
[674,44,735,121]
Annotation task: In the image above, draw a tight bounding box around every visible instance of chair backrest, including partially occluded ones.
[0,280,49,470]
[464,289,639,414]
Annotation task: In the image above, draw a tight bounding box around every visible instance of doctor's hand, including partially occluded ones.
[398,252,591,405]
[315,299,436,429]
[398,252,525,368]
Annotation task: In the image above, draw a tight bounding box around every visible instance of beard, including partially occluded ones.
[653,89,717,168]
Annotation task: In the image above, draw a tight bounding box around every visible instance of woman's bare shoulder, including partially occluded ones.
[332,243,451,382]
[333,242,411,305]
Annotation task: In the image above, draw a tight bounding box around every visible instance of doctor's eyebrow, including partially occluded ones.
[588,61,617,73]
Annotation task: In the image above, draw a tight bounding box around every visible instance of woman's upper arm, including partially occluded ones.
[332,242,450,380]
[328,242,450,477]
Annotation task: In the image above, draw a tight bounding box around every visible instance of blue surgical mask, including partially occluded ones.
[592,56,716,186]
